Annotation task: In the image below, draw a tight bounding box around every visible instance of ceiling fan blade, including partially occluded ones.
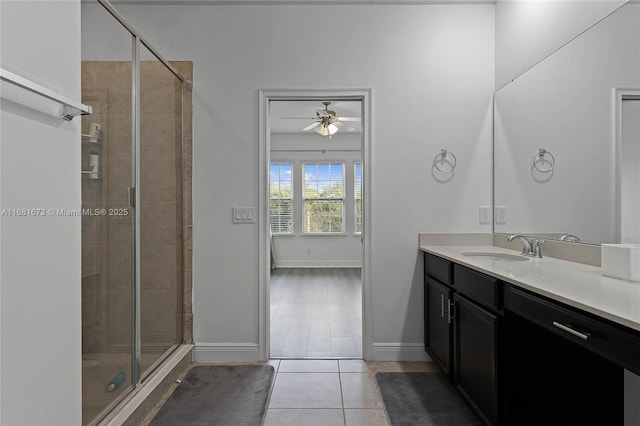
[336,116,360,122]
[302,122,320,131]
[334,121,358,132]
[280,116,317,120]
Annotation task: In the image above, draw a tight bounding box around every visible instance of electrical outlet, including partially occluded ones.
[479,206,492,224]
[306,247,311,254]
[495,206,507,224]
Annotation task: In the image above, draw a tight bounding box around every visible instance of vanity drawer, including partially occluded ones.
[453,264,500,311]
[424,253,452,286]
[506,286,640,375]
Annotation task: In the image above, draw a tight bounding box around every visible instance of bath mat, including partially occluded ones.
[150,365,274,426]
[375,372,482,425]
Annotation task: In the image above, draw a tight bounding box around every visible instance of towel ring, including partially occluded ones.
[533,149,554,173]
[434,149,457,174]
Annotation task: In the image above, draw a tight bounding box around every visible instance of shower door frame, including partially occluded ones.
[87,1,192,422]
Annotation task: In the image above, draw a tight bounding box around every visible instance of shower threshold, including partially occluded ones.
[96,344,193,426]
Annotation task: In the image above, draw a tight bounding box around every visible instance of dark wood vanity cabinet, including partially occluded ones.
[424,250,638,426]
[425,276,453,375]
[454,293,499,426]
[424,253,453,376]
[505,285,640,376]
[452,265,501,426]
[424,253,501,425]
[503,285,626,425]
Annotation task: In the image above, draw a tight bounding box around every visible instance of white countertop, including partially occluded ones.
[420,245,640,332]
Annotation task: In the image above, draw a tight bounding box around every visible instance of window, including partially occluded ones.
[269,163,293,234]
[354,162,362,234]
[303,162,345,233]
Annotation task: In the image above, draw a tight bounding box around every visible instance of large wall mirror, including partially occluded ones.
[494,2,640,245]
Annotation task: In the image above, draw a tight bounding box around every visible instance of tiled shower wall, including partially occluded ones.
[81,61,193,356]
[173,62,194,345]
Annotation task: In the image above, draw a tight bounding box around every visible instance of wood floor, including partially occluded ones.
[270,268,362,358]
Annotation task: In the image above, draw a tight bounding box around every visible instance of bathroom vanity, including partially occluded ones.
[421,244,640,426]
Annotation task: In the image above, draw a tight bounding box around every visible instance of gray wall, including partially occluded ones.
[495,0,626,88]
[107,3,495,361]
[0,0,82,424]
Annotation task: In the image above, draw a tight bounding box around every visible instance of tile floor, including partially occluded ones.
[144,359,440,425]
[264,359,439,426]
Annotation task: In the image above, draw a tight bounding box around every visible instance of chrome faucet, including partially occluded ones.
[559,233,580,243]
[507,234,544,258]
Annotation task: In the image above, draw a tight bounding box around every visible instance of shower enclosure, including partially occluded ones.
[80,1,193,424]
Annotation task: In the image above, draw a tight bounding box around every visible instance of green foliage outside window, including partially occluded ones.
[270,162,360,235]
[303,163,344,234]
[270,163,293,234]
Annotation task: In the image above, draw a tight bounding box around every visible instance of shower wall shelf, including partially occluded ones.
[82,134,101,142]
[0,67,92,120]
[81,171,100,180]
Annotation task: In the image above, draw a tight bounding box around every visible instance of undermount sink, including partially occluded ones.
[462,252,529,262]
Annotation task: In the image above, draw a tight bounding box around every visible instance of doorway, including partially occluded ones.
[611,90,640,426]
[258,90,371,360]
[616,90,640,243]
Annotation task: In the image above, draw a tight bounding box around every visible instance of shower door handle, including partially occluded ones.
[128,187,136,208]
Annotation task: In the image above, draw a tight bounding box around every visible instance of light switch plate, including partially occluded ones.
[232,206,256,223]
[479,206,492,224]
[495,206,507,224]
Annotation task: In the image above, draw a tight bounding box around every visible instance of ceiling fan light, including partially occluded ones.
[315,121,339,137]
[315,122,329,136]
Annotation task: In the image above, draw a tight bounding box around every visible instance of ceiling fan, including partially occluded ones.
[285,101,360,139]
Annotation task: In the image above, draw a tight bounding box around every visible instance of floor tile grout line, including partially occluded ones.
[265,360,432,425]
[338,367,347,426]
[265,360,280,414]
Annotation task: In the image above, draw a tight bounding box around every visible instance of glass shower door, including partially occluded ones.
[138,44,184,378]
[82,2,188,422]
[81,2,135,423]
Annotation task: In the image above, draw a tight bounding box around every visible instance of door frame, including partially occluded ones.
[614,88,640,242]
[258,89,372,360]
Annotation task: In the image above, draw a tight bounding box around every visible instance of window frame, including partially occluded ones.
[269,162,294,235]
[354,161,362,235]
[301,161,346,235]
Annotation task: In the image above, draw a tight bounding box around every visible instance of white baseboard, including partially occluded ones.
[193,343,260,362]
[274,260,362,268]
[369,343,432,361]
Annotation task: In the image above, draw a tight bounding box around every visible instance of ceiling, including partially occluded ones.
[269,100,362,134]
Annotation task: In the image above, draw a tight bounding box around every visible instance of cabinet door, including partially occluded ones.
[425,277,452,377]
[455,293,499,425]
